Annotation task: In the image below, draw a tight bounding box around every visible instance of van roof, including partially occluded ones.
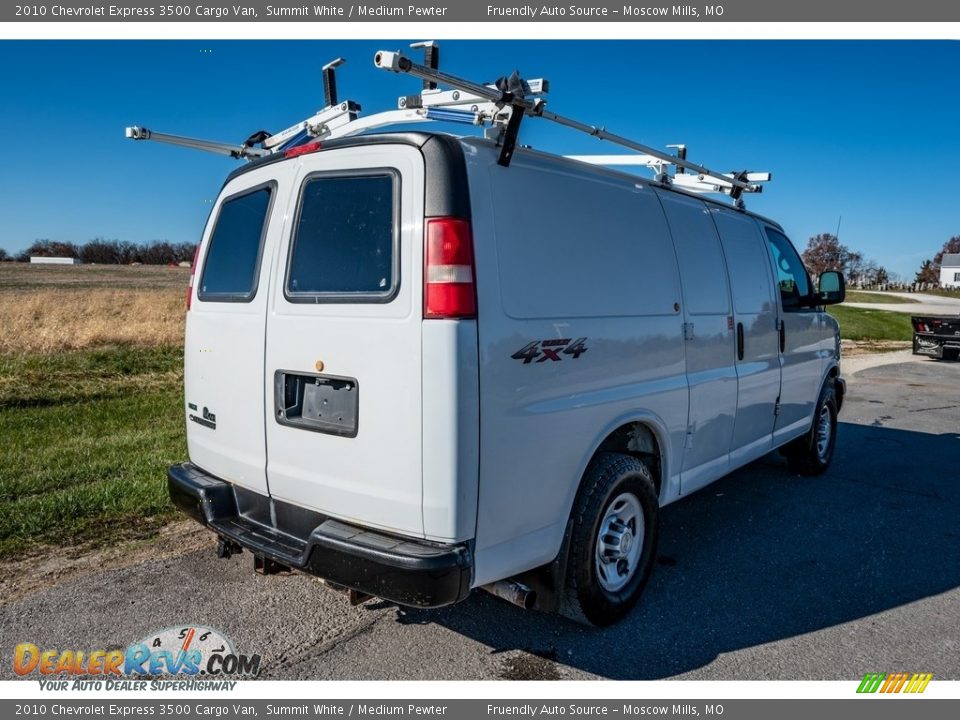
[224,130,783,232]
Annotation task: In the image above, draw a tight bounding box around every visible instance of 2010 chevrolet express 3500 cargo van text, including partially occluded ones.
[134,48,847,625]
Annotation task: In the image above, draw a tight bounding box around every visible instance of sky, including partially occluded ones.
[1,39,958,280]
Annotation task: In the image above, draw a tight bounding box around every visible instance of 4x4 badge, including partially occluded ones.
[511,338,588,364]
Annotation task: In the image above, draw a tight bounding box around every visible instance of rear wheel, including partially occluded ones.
[562,452,659,626]
[783,380,837,476]
[942,348,959,362]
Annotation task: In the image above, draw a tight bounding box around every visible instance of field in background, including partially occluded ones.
[844,290,918,304]
[0,264,188,355]
[0,264,188,559]
[0,263,190,290]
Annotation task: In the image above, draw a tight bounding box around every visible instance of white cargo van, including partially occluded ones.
[155,50,847,625]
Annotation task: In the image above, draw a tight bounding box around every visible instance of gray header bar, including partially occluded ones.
[6,1,960,22]
[2,700,959,720]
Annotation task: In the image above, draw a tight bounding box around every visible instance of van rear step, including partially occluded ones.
[167,463,473,608]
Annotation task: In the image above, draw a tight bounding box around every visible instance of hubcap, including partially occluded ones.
[815,404,832,460]
[595,492,644,592]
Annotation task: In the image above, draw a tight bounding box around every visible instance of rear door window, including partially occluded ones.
[198,185,273,302]
[286,172,398,302]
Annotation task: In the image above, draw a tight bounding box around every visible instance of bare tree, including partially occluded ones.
[801,233,859,277]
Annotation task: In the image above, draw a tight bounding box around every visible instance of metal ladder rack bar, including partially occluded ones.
[373,49,756,196]
[124,126,268,159]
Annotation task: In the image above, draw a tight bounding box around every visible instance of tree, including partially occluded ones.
[21,239,79,259]
[79,238,121,264]
[0,248,8,262]
[801,233,860,278]
[916,260,938,284]
[914,235,960,284]
[932,236,960,271]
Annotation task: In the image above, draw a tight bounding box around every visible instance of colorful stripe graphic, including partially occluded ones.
[857,672,932,694]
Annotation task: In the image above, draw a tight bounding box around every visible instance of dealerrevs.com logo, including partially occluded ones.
[857,672,933,694]
[14,625,261,691]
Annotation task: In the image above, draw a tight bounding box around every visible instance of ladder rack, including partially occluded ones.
[125,43,771,208]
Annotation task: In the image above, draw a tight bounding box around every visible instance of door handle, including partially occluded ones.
[736,322,744,361]
[779,320,786,353]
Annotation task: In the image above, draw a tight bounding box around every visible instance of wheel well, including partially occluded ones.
[828,365,844,411]
[595,422,663,498]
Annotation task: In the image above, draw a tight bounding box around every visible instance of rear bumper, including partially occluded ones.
[168,463,473,608]
[913,333,960,358]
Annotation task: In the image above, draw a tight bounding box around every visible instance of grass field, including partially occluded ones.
[844,290,919,304]
[0,265,188,559]
[828,305,915,342]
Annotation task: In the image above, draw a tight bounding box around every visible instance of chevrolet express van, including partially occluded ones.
[165,127,846,626]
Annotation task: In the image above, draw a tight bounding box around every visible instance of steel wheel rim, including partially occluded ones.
[815,404,832,460]
[595,491,644,592]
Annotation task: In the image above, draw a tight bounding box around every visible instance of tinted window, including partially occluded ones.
[198,186,272,301]
[712,210,774,315]
[287,174,397,299]
[764,228,811,310]
[659,192,730,316]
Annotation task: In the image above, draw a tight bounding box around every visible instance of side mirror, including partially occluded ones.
[817,270,845,305]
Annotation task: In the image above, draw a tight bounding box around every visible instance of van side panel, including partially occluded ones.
[656,190,738,496]
[710,208,781,468]
[467,147,688,586]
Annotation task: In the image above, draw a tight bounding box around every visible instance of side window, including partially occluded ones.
[286,172,398,302]
[764,228,811,311]
[198,185,272,302]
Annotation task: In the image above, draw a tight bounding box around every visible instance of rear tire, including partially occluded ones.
[562,452,659,626]
[943,348,959,362]
[783,380,838,476]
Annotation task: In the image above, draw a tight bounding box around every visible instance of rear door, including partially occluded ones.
[264,144,426,538]
[711,207,781,467]
[185,163,294,495]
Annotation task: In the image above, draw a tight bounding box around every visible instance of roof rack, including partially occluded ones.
[125,42,770,208]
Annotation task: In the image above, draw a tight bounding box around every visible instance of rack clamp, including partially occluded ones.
[494,71,545,167]
[729,171,751,209]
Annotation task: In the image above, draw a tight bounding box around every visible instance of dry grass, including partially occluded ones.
[0,288,185,354]
[0,262,191,290]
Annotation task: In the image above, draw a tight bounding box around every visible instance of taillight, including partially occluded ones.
[186,243,200,311]
[424,217,476,319]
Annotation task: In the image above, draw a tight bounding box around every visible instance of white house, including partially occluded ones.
[940,253,960,288]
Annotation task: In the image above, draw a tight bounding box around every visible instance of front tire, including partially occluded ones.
[783,380,838,476]
[562,452,659,626]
